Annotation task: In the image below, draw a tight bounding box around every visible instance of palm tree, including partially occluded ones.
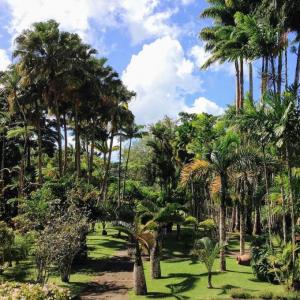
[181,131,239,271]
[113,219,148,295]
[192,237,220,288]
[137,200,187,279]
[122,124,147,200]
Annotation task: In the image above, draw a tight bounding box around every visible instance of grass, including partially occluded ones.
[129,229,287,300]
[1,225,298,299]
[0,226,125,297]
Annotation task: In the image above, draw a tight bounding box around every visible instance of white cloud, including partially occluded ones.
[4,0,180,45]
[190,45,235,76]
[181,0,195,5]
[122,36,202,124]
[184,97,224,115]
[0,49,10,71]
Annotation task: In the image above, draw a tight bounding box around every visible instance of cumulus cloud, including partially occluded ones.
[122,36,202,124]
[190,45,235,76]
[0,49,10,71]
[184,97,224,115]
[3,0,180,45]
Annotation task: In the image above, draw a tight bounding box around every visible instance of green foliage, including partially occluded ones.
[230,288,253,299]
[0,282,70,300]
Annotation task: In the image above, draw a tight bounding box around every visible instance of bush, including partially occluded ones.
[0,221,14,273]
[0,282,70,300]
[35,206,88,283]
[230,288,253,299]
[198,219,217,238]
[258,290,274,299]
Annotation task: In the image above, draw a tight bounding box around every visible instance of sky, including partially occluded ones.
[0,0,290,125]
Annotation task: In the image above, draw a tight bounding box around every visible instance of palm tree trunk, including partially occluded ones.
[122,137,132,200]
[280,179,287,245]
[219,173,227,272]
[118,134,122,206]
[249,61,253,102]
[36,101,43,184]
[240,201,245,256]
[286,145,296,270]
[271,56,277,93]
[0,133,5,195]
[101,133,114,202]
[294,41,300,93]
[262,145,272,247]
[285,44,288,90]
[235,60,240,113]
[63,113,68,174]
[208,272,213,288]
[239,57,244,110]
[88,127,95,184]
[150,233,161,279]
[133,240,147,295]
[74,101,81,179]
[231,205,236,232]
[54,96,63,177]
[277,49,283,94]
[253,196,261,235]
[261,57,265,100]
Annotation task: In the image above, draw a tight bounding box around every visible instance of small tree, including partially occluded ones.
[113,219,148,295]
[35,207,88,283]
[0,222,14,273]
[191,237,220,288]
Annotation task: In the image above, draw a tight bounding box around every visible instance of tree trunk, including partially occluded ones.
[239,57,244,110]
[74,101,81,179]
[294,41,300,93]
[262,145,272,247]
[277,49,283,95]
[249,61,253,102]
[261,57,265,100]
[235,204,240,232]
[88,127,95,184]
[286,145,296,269]
[240,201,245,256]
[285,44,288,90]
[118,134,122,206]
[101,133,114,202]
[150,233,161,279]
[122,137,132,200]
[231,205,236,232]
[281,180,287,245]
[235,60,241,113]
[176,224,181,240]
[208,272,213,289]
[253,197,261,235]
[271,56,277,93]
[133,241,147,295]
[35,100,43,184]
[63,113,68,174]
[54,96,63,177]
[0,134,5,196]
[219,173,227,272]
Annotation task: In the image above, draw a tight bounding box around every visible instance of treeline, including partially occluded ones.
[0,19,138,218]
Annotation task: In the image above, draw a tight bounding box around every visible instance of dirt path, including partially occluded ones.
[78,251,133,300]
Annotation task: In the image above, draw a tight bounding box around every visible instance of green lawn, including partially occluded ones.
[0,226,125,297]
[1,226,297,299]
[130,229,288,300]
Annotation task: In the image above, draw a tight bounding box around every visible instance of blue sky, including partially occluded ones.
[0,0,297,125]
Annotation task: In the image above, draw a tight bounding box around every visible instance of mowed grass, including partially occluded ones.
[0,226,125,297]
[130,228,287,300]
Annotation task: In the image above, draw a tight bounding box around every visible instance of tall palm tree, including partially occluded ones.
[181,131,239,271]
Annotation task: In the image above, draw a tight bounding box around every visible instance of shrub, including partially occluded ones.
[198,219,217,238]
[258,290,274,299]
[0,282,70,300]
[230,288,253,299]
[0,221,14,273]
[35,206,88,283]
